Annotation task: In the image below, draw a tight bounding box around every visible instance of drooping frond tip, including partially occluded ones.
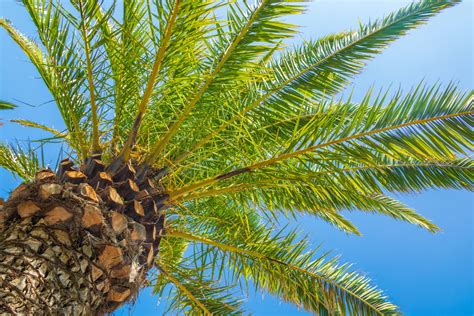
[0,143,40,181]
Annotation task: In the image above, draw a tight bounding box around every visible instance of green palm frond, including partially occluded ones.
[119,0,224,161]
[0,143,40,181]
[92,0,155,154]
[167,84,472,199]
[166,214,399,315]
[118,0,181,160]
[159,232,189,265]
[258,84,472,161]
[71,0,106,152]
[11,119,68,140]
[208,0,307,85]
[296,157,474,193]
[0,101,17,110]
[153,263,244,315]
[174,158,473,234]
[144,0,308,163]
[180,184,440,234]
[169,0,460,165]
[265,0,460,103]
[0,10,89,158]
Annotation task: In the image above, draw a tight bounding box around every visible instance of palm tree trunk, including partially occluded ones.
[0,162,165,314]
[0,215,109,314]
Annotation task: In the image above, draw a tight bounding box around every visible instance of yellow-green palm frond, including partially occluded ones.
[166,204,399,315]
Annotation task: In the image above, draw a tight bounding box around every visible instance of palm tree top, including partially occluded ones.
[1,0,472,314]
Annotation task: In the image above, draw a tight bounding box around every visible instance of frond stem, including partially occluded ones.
[169,159,471,203]
[78,0,101,154]
[120,0,181,161]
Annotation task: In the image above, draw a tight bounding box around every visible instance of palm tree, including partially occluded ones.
[0,0,472,314]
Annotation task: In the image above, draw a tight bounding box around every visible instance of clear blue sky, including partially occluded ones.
[0,1,472,315]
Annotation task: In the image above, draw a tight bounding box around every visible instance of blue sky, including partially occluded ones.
[0,1,472,315]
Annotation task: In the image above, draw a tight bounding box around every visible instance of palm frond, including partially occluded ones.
[145,0,308,164]
[0,100,17,110]
[11,119,68,140]
[166,84,473,199]
[177,178,440,234]
[264,0,460,103]
[153,263,244,315]
[73,0,104,152]
[106,0,154,153]
[208,0,307,85]
[172,0,460,165]
[103,0,219,158]
[166,222,399,315]
[119,0,181,160]
[173,157,473,233]
[0,143,40,181]
[299,157,474,193]
[1,10,89,158]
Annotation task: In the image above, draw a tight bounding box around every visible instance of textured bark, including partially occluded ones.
[0,160,167,314]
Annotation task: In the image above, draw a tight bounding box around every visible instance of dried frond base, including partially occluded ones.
[0,159,166,314]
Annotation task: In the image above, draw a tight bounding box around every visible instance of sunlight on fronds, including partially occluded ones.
[154,263,244,315]
[1,0,469,314]
[11,120,68,140]
[0,100,17,110]
[0,143,40,181]
[166,218,399,315]
[166,84,473,201]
